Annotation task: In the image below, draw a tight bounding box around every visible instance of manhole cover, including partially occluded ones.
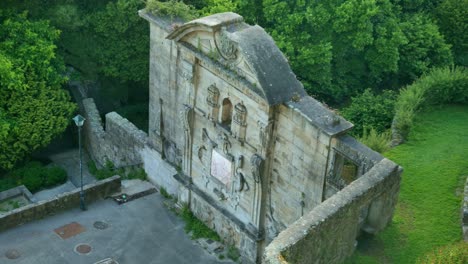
[5,249,20,259]
[75,243,92,255]
[93,221,109,230]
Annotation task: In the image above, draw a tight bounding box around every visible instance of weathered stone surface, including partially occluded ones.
[82,11,406,264]
[263,159,401,264]
[0,176,121,232]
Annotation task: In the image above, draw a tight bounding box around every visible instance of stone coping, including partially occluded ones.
[0,176,121,233]
[0,185,36,204]
[263,159,400,264]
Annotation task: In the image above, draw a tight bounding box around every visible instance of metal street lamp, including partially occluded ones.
[73,114,86,211]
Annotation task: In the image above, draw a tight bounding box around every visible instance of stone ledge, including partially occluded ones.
[0,176,121,233]
[0,185,36,204]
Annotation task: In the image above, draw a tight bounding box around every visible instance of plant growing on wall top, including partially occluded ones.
[146,0,198,20]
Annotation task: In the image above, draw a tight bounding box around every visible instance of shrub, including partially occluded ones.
[417,242,468,264]
[341,89,396,137]
[45,166,67,186]
[359,128,391,154]
[180,205,220,241]
[159,186,172,199]
[392,66,468,143]
[146,0,198,21]
[227,245,240,261]
[2,161,68,193]
[127,168,147,180]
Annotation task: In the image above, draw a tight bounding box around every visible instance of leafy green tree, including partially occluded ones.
[0,13,76,170]
[263,0,407,105]
[199,0,237,16]
[262,0,453,106]
[436,0,468,66]
[91,0,149,83]
[397,14,453,84]
[341,89,397,136]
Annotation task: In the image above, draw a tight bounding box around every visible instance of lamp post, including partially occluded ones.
[73,114,86,211]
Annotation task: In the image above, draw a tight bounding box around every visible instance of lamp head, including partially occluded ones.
[72,114,86,127]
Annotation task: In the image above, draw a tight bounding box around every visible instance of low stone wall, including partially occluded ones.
[82,98,148,168]
[0,176,121,233]
[463,176,468,241]
[263,159,402,264]
[0,185,36,204]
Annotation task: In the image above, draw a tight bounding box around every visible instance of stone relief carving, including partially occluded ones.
[251,154,264,184]
[233,103,247,126]
[234,155,248,192]
[229,155,248,210]
[202,128,217,148]
[179,60,193,82]
[258,121,272,149]
[180,105,192,133]
[219,132,232,154]
[197,145,207,162]
[215,30,237,61]
[206,84,220,107]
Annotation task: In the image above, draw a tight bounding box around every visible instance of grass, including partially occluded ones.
[180,205,221,242]
[347,105,468,264]
[88,160,147,181]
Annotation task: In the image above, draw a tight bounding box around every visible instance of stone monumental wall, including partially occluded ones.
[82,98,180,195]
[263,159,401,264]
[138,11,402,264]
[82,98,147,168]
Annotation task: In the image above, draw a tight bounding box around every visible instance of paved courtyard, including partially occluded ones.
[0,192,234,264]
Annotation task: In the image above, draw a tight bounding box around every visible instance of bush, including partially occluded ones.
[146,0,198,21]
[1,161,68,193]
[180,205,220,241]
[127,168,147,180]
[359,128,391,154]
[341,89,397,137]
[392,66,468,143]
[417,242,468,264]
[45,166,67,186]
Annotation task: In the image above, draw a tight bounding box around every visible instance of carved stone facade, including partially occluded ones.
[138,11,402,264]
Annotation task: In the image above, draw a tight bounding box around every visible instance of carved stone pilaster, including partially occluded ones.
[232,103,247,142]
[250,154,264,226]
[206,84,220,121]
[180,105,193,175]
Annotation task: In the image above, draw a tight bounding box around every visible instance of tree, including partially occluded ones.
[261,0,454,106]
[262,0,407,105]
[341,89,397,136]
[436,0,468,66]
[0,13,76,170]
[397,13,453,84]
[91,0,149,84]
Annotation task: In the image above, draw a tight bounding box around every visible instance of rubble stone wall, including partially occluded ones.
[0,176,121,232]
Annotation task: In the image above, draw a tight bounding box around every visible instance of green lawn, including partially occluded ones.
[347,105,468,264]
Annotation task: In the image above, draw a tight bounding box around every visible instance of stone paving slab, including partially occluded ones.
[0,192,235,264]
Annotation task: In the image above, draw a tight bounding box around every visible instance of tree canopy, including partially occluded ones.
[0,13,76,170]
